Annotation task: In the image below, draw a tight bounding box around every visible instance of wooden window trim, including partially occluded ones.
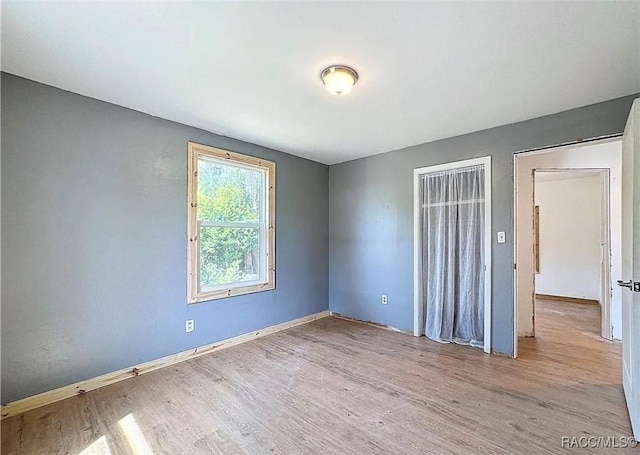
[187,142,276,303]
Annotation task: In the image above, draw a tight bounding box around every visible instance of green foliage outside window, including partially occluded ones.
[197,159,262,288]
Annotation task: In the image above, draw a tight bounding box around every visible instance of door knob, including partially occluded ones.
[617,280,633,289]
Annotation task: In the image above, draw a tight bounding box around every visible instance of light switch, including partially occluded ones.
[497,232,506,243]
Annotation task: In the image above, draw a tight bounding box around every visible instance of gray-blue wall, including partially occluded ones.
[2,71,637,403]
[329,94,638,355]
[1,73,329,403]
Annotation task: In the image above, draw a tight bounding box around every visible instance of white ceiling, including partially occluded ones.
[2,2,639,165]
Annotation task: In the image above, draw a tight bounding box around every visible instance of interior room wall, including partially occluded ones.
[329,96,637,356]
[516,140,622,339]
[2,71,637,402]
[0,56,3,405]
[1,73,330,403]
[534,173,603,301]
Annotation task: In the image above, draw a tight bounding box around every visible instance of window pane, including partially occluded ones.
[197,158,263,223]
[199,226,261,289]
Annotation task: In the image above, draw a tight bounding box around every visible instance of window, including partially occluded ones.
[187,142,275,303]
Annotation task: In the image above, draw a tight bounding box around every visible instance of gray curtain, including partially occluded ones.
[422,165,485,348]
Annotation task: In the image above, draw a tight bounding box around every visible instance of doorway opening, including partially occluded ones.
[413,156,492,354]
[532,169,610,341]
[513,138,622,358]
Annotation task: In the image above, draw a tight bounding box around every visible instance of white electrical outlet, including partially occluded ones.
[382,294,388,305]
[185,319,195,333]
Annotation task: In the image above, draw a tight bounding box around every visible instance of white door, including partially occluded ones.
[620,98,640,437]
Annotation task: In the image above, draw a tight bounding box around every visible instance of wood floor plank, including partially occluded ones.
[1,299,634,454]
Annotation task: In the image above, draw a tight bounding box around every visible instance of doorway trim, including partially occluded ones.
[413,156,492,354]
[532,168,612,341]
[513,136,621,358]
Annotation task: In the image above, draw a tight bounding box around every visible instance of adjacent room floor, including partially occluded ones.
[1,299,630,454]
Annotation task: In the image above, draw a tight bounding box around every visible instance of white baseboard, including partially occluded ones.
[330,311,409,334]
[1,310,330,420]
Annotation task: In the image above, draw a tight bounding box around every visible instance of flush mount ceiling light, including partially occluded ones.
[320,65,358,96]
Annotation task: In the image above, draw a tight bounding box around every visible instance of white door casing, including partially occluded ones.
[530,168,612,340]
[513,137,623,358]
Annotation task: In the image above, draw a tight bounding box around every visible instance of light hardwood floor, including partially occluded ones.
[1,299,633,454]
